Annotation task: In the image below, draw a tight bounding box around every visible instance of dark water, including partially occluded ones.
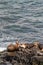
[0,0,43,47]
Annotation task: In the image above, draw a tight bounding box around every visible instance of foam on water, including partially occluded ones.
[0,47,6,52]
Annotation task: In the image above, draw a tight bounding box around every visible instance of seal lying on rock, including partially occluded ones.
[7,43,19,52]
[7,44,15,52]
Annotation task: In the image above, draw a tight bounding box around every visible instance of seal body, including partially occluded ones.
[7,43,19,52]
[7,44,15,52]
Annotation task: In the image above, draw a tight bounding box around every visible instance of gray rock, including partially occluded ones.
[0,43,43,65]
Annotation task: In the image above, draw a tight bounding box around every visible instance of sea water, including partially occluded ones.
[0,0,43,47]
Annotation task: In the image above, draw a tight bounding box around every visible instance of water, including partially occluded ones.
[0,0,43,47]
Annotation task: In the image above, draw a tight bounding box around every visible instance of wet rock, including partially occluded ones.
[0,42,43,65]
[31,56,43,65]
[5,61,12,65]
[0,59,4,64]
[41,49,43,52]
[0,61,12,65]
[39,44,43,50]
[37,51,43,56]
[7,52,16,56]
[24,43,34,49]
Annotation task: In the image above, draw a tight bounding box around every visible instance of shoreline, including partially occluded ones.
[0,41,43,65]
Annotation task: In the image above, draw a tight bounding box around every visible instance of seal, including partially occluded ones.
[7,41,19,52]
[7,44,15,52]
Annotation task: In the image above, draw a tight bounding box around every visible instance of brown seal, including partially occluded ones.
[7,44,15,52]
[7,43,19,52]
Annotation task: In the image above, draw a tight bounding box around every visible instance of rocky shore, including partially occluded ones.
[0,41,43,65]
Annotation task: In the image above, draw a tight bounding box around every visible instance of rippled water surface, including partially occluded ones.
[0,0,43,47]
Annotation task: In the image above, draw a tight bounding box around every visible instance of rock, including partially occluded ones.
[31,56,43,65]
[41,49,43,52]
[32,56,43,62]
[26,43,34,49]
[37,51,43,56]
[0,59,4,64]
[0,41,43,65]
[7,52,16,56]
[30,42,40,55]
[5,61,12,65]
[19,44,26,49]
[33,41,39,48]
[39,44,43,50]
[0,61,12,65]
